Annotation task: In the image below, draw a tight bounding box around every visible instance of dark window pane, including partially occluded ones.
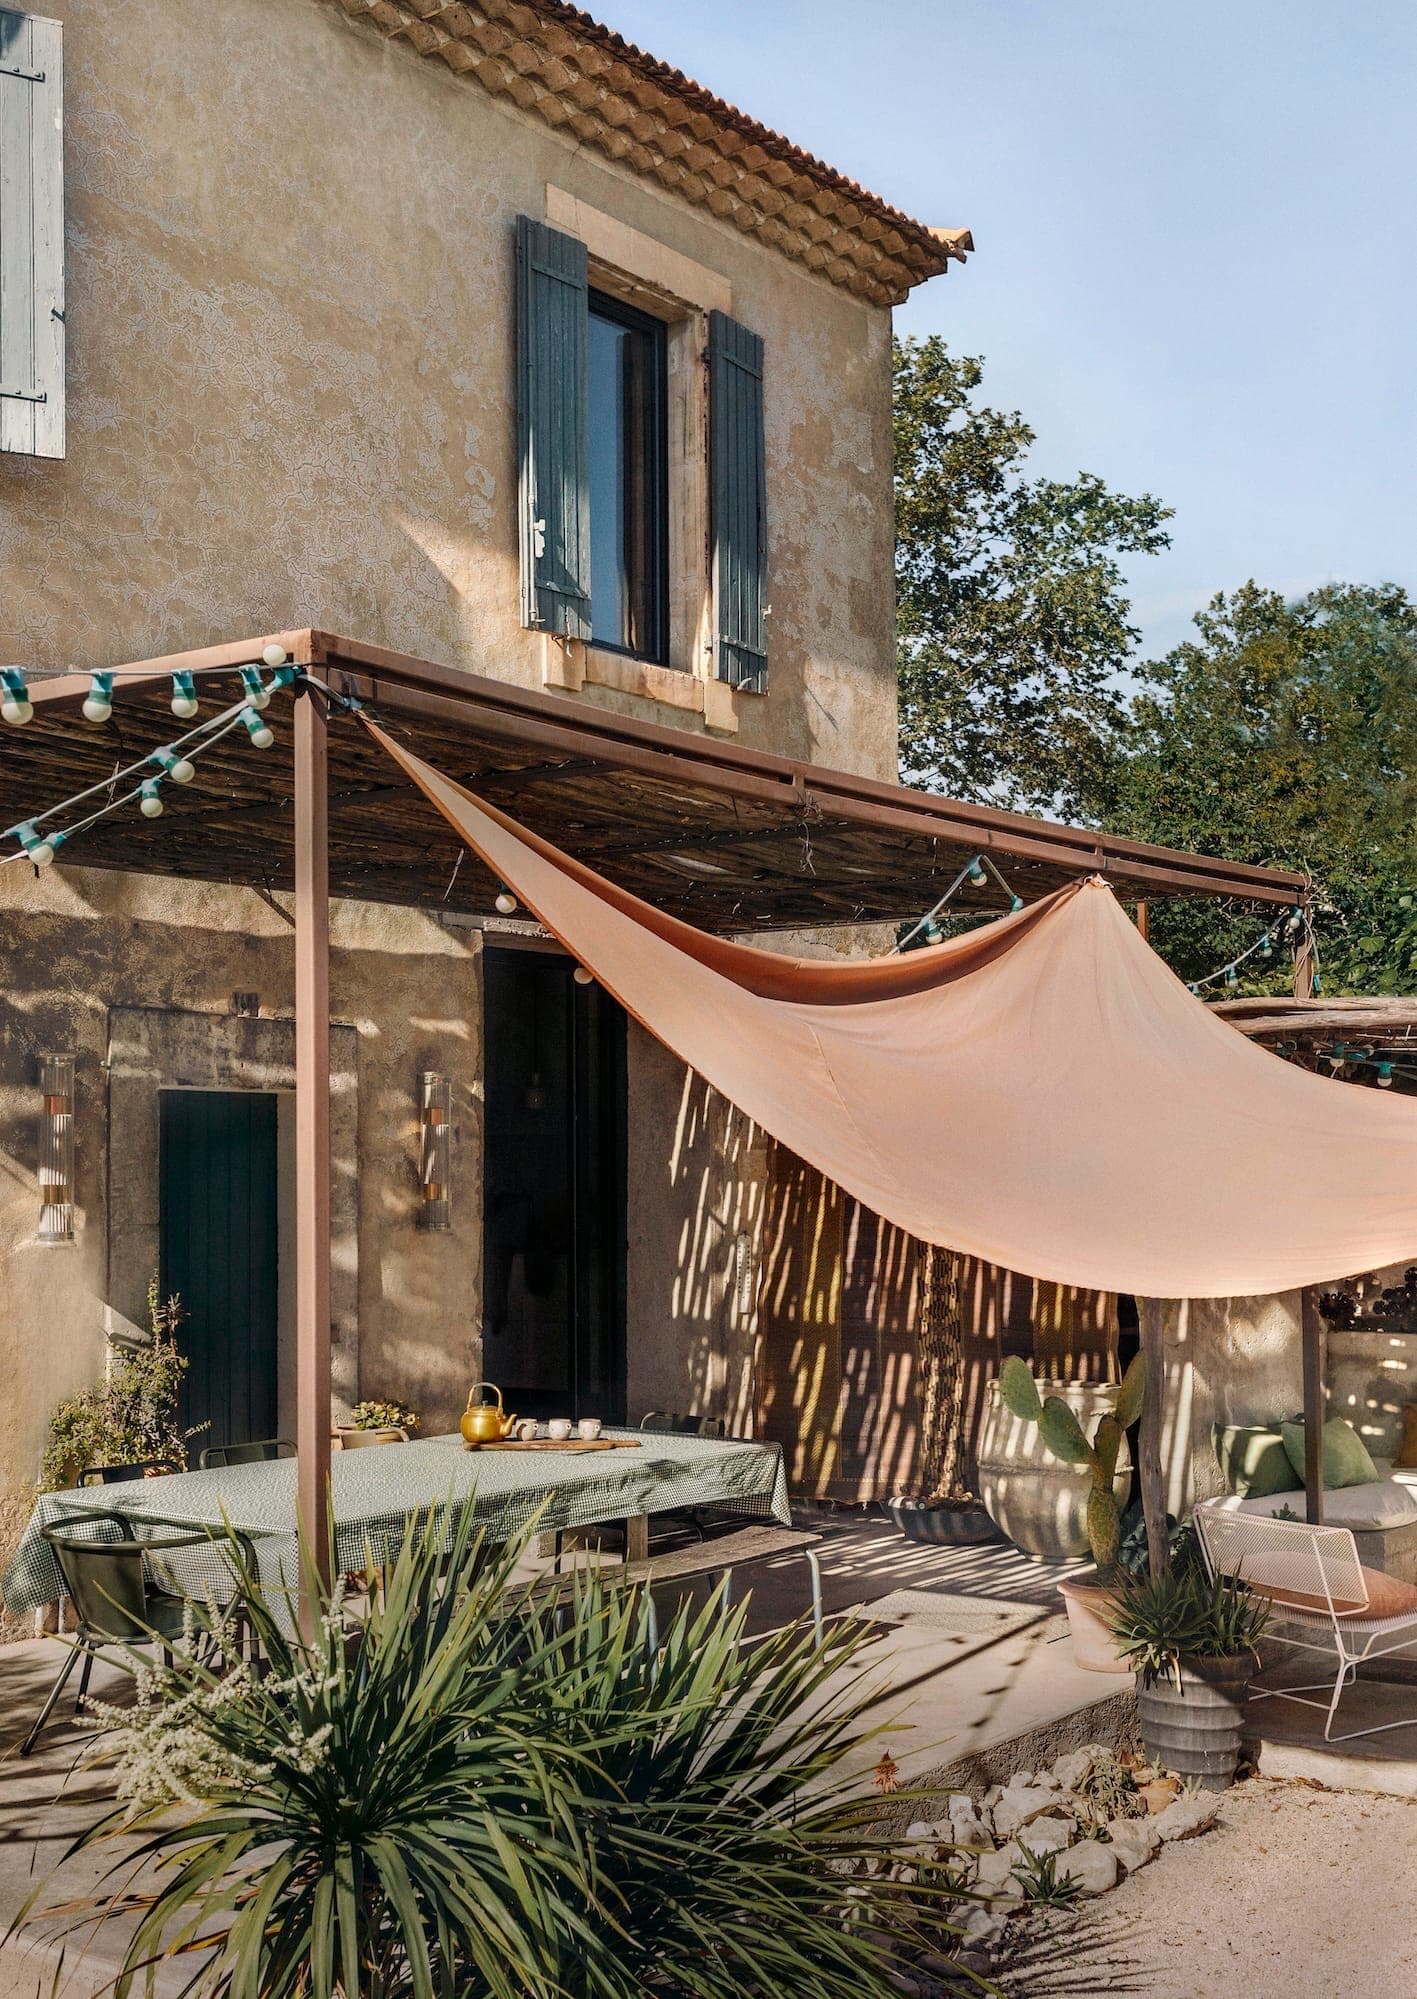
[587,291,667,662]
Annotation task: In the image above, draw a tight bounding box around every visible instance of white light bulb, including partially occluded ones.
[171,692,199,719]
[1,694,32,725]
[573,966,593,985]
[494,890,518,915]
[249,719,274,748]
[82,694,112,722]
[170,756,196,784]
[30,839,55,867]
[261,643,288,669]
[139,780,164,818]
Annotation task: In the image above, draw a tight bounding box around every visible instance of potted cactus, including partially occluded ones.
[987,1351,1146,1670]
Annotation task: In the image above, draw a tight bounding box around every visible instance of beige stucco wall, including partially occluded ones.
[0,0,906,1508]
[0,0,899,779]
[0,862,482,1498]
[1140,1294,1305,1515]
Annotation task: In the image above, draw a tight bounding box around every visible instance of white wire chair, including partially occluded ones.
[1197,1502,1417,1743]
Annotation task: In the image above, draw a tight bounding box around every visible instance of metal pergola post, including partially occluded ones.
[1301,1288,1326,1527]
[294,681,333,1620]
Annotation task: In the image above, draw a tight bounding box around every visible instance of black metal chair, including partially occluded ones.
[199,1438,295,1470]
[20,1510,254,1758]
[77,1457,182,1486]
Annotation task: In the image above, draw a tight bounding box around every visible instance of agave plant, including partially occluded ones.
[1105,1562,1270,1687]
[30,1510,988,1999]
[997,1352,1146,1580]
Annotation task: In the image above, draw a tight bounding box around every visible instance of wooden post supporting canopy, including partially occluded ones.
[294,684,333,1614]
[1301,1287,1326,1526]
[1137,1299,1170,1577]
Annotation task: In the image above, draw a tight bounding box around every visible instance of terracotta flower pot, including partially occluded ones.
[1057,1576,1130,1674]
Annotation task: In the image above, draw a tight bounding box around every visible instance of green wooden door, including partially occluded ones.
[159,1090,279,1454]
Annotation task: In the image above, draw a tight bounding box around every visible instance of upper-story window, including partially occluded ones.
[587,290,667,663]
[517,212,767,696]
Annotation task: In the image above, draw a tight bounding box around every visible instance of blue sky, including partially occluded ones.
[598,0,1417,660]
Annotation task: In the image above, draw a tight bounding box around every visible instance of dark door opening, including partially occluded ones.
[482,948,627,1422]
[159,1089,279,1455]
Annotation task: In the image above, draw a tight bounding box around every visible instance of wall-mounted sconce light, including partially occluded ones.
[418,1071,452,1231]
[37,1053,75,1244]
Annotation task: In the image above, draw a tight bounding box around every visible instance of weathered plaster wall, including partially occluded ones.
[0,0,899,780]
[1140,1294,1304,1515]
[0,863,482,1498]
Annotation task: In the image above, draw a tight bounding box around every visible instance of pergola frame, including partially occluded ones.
[13,629,1320,1598]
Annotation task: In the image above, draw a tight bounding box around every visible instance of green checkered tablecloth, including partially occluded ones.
[2,1430,791,1625]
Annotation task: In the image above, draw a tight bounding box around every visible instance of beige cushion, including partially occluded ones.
[1245,1555,1417,1621]
[1224,1478,1417,1534]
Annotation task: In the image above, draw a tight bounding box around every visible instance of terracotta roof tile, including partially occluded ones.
[322,0,970,303]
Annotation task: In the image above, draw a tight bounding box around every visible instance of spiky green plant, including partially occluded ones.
[28,1510,991,1999]
[1104,1563,1270,1687]
[996,1352,1146,1579]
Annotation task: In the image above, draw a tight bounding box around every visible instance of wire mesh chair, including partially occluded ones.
[199,1438,296,1469]
[20,1509,257,1758]
[1197,1502,1417,1743]
[77,1457,182,1485]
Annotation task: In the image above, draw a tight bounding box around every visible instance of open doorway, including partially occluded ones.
[482,946,626,1422]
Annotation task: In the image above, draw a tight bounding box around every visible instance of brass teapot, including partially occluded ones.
[461,1381,517,1447]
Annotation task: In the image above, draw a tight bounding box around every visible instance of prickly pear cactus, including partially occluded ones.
[996,1353,1146,1580]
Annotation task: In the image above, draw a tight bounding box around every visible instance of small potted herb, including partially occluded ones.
[335,1399,419,1448]
[1105,1564,1269,1789]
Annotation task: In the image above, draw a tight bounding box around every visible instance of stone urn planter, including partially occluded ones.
[1134,1655,1253,1790]
[976,1378,1132,1561]
[884,1497,1000,1546]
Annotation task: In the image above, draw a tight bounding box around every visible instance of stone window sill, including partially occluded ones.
[541,637,751,733]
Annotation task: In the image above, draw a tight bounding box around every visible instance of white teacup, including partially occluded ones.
[514,1419,539,1442]
[576,1417,603,1441]
[546,1418,573,1441]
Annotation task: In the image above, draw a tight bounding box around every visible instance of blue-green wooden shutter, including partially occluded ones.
[708,309,767,691]
[0,8,63,458]
[516,215,590,638]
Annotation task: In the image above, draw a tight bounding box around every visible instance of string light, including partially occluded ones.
[1188,906,1307,995]
[170,671,200,720]
[494,885,518,915]
[138,778,165,819]
[573,966,593,985]
[1378,1064,1395,1088]
[1,669,32,725]
[14,822,58,867]
[261,643,288,669]
[152,746,197,784]
[240,706,275,750]
[895,851,1023,953]
[240,667,271,711]
[82,672,114,723]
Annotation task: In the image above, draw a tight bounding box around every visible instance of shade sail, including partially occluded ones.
[369,723,1417,1299]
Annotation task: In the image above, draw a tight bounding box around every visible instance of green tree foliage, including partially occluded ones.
[894,335,1172,818]
[1098,581,1417,993]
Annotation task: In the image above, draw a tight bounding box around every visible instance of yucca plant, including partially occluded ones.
[28,1511,991,1999]
[997,1352,1146,1579]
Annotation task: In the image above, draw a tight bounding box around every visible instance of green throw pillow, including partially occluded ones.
[1280,1416,1380,1491]
[1214,1423,1301,1498]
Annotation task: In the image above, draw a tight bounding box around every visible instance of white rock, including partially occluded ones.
[1153,1793,1220,1843]
[944,1798,991,1849]
[1049,1743,1111,1791]
[973,1838,1026,1901]
[960,1905,1007,1947]
[905,1821,937,1844]
[1014,1813,1074,1857]
[1056,1838,1119,1896]
[1104,1818,1160,1872]
[992,1780,1062,1840]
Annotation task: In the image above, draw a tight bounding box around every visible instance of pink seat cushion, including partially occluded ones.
[1248,1560,1417,1620]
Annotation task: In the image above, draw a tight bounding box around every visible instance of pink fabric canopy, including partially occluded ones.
[371,723,1417,1298]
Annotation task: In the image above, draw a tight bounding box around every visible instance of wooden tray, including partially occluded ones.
[465,1437,642,1453]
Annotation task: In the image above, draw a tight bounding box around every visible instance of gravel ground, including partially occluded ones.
[1010,1776,1417,1999]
